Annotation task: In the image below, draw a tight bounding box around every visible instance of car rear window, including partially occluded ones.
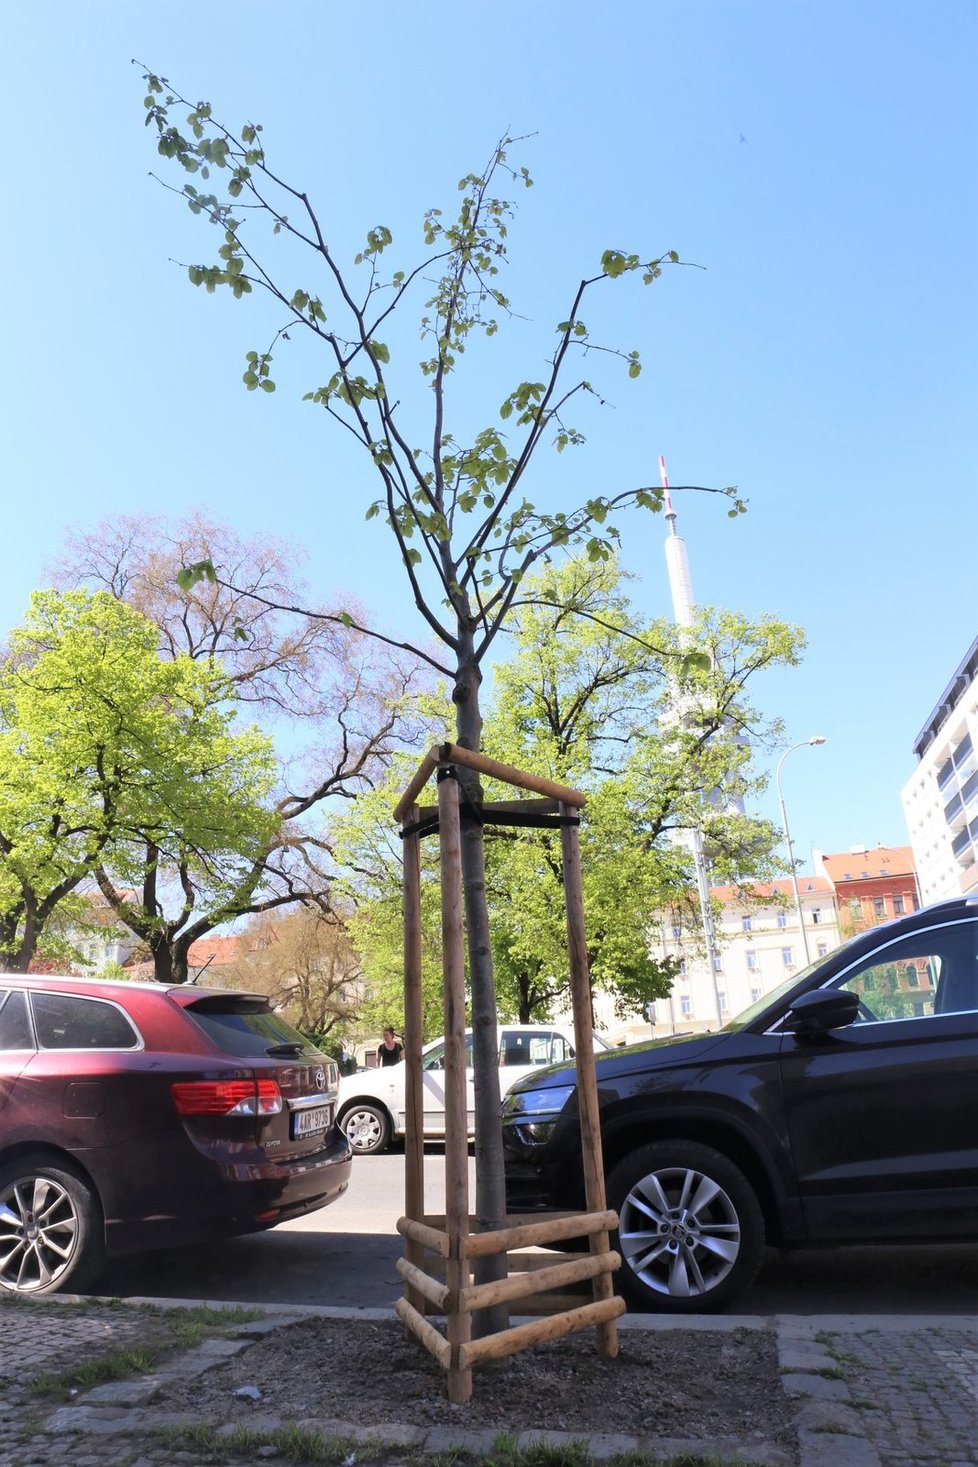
[30,992,140,1050]
[183,997,322,1058]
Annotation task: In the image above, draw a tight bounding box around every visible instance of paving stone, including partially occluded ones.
[782,1372,850,1401]
[797,1429,881,1467]
[83,1376,164,1407]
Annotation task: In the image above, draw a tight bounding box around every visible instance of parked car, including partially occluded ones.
[503,897,978,1313]
[338,1023,608,1155]
[0,975,352,1296]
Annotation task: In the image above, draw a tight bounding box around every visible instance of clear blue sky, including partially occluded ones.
[2,1,976,870]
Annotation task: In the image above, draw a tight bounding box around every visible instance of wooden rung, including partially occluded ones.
[396,1256,451,1311]
[463,1210,617,1258]
[393,751,439,823]
[397,1215,450,1259]
[458,1296,626,1369]
[395,1297,451,1368]
[433,743,587,808]
[459,1250,620,1313]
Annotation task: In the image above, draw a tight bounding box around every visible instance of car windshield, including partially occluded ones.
[719,923,875,1031]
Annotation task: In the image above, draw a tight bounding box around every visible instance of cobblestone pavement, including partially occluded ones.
[1,1299,976,1467]
[778,1317,978,1467]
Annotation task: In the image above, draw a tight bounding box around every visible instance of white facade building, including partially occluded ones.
[586,876,843,1047]
[901,636,978,905]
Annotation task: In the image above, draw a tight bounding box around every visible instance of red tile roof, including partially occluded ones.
[186,936,244,968]
[710,878,833,903]
[819,846,916,884]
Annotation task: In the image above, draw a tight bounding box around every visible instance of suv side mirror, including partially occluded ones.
[782,987,860,1034]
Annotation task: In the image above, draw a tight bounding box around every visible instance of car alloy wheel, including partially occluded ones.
[0,1158,102,1296]
[609,1140,764,1312]
[341,1104,391,1156]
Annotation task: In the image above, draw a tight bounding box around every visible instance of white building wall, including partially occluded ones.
[902,647,978,904]
[586,882,843,1047]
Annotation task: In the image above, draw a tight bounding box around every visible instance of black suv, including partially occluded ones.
[502,897,978,1312]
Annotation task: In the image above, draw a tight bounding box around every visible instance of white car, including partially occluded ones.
[338,1023,607,1155]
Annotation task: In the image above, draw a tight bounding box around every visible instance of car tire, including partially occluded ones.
[0,1154,105,1297]
[339,1104,392,1156]
[608,1140,765,1314]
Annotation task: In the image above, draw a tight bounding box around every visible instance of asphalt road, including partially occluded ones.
[93,1148,978,1316]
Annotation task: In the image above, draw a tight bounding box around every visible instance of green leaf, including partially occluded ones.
[259,379,275,393]
[628,362,641,379]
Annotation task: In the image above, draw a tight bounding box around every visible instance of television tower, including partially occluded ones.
[659,455,724,1025]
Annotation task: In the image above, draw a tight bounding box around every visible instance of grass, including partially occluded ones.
[25,1298,266,1397]
[153,1430,772,1467]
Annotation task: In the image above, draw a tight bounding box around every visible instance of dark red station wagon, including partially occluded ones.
[0,975,352,1295]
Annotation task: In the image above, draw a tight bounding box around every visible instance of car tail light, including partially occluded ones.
[171,1079,283,1116]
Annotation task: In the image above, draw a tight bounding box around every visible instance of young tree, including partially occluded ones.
[139,71,745,1306]
[334,559,801,1025]
[0,590,275,972]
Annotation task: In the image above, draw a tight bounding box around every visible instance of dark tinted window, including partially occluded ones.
[185,998,321,1058]
[0,990,34,1050]
[31,992,139,1050]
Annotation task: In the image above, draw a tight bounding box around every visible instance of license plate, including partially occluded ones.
[292,1104,332,1138]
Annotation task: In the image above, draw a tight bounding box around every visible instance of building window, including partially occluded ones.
[873,898,886,919]
[671,924,682,940]
[680,995,692,1018]
[905,965,920,988]
[713,956,723,973]
[716,990,727,1012]
[776,912,788,929]
[750,986,762,1003]
[817,942,828,958]
[746,950,758,971]
[893,895,905,915]
[812,908,822,924]
[678,959,687,976]
[849,898,862,918]
[782,947,794,967]
[741,915,752,932]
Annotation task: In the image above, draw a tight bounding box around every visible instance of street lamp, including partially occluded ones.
[775,737,826,966]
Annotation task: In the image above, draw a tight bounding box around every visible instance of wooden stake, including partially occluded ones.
[560,801,619,1360]
[438,772,472,1404]
[401,803,425,1315]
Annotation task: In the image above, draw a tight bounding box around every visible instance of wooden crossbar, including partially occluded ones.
[458,1250,620,1313]
[395,1297,451,1368]
[396,1257,451,1311]
[397,1215,450,1258]
[458,1296,626,1369]
[462,1210,617,1258]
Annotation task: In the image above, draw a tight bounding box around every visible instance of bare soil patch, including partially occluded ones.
[159,1315,796,1450]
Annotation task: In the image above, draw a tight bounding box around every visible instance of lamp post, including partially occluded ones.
[775,737,826,966]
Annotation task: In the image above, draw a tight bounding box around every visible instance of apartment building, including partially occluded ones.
[902,635,978,904]
[814,845,918,937]
[591,875,842,1046]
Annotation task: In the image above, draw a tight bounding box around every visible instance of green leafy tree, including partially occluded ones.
[138,70,746,1309]
[0,590,275,973]
[55,513,433,980]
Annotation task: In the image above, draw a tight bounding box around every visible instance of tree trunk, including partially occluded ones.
[452,639,509,1339]
[151,933,177,984]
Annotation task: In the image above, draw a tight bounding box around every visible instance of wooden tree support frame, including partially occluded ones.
[394,743,623,1404]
